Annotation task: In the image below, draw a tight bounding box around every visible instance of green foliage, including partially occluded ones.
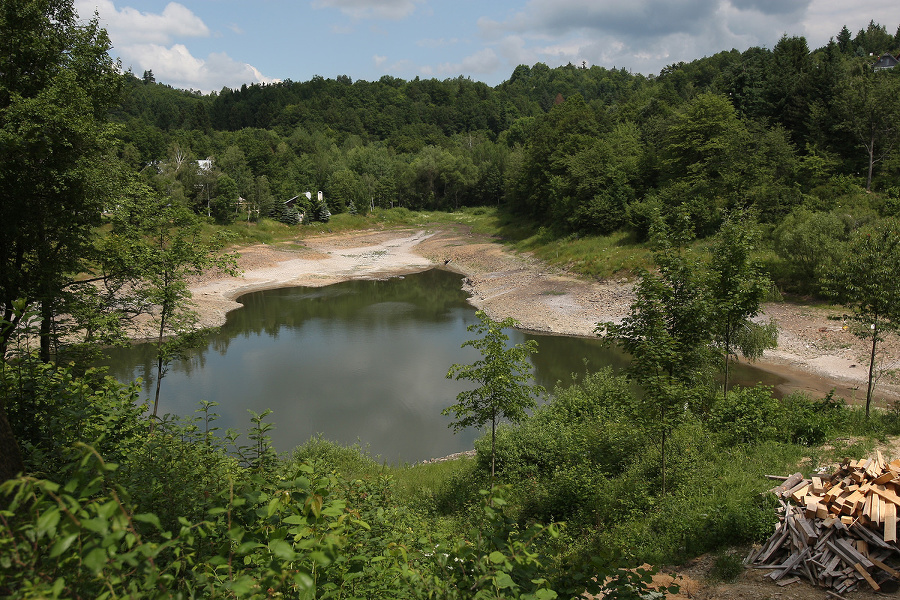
[823,217,900,415]
[0,0,123,361]
[105,187,239,418]
[710,385,782,444]
[292,435,384,480]
[709,551,745,583]
[834,68,900,190]
[780,391,847,445]
[1,357,147,477]
[706,213,777,394]
[772,208,849,292]
[444,311,544,483]
[599,225,716,494]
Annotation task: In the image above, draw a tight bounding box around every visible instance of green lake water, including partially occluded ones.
[101,268,785,463]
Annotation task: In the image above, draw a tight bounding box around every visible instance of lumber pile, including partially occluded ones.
[747,452,900,595]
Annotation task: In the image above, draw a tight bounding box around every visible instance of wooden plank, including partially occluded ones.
[884,501,897,542]
[812,476,825,494]
[791,484,811,504]
[853,563,880,591]
[872,472,894,485]
[770,549,809,581]
[758,530,790,564]
[850,522,891,549]
[825,484,843,503]
[870,484,900,507]
[770,472,804,496]
[863,493,874,519]
[833,538,874,569]
[797,517,817,545]
[869,556,900,578]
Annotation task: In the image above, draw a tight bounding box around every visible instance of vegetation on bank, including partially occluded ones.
[4,352,900,597]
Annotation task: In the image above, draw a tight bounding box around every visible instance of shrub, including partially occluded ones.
[1,358,148,477]
[709,385,782,444]
[781,391,846,445]
[710,551,745,582]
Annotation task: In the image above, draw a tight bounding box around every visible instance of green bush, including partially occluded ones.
[781,391,847,445]
[478,369,640,481]
[710,551,745,582]
[291,434,384,479]
[709,385,782,444]
[1,358,148,477]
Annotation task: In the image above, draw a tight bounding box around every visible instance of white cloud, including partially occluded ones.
[119,44,279,92]
[311,0,424,20]
[800,0,897,48]
[75,0,209,44]
[75,0,277,92]
[373,54,388,67]
[473,0,843,78]
[436,48,502,75]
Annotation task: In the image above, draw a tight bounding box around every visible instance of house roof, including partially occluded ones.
[874,53,899,70]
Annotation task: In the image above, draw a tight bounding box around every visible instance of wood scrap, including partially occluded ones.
[748,454,900,595]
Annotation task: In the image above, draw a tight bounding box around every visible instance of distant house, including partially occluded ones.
[874,53,899,70]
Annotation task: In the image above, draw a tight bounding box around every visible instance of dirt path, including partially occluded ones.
[188,226,900,408]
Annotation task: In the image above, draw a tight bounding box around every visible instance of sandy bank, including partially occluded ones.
[187,227,900,408]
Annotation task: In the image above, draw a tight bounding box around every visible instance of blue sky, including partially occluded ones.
[74,0,899,93]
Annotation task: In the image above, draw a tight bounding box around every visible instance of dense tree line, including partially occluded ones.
[111,22,900,236]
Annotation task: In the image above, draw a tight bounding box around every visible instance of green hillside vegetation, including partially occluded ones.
[4,0,900,596]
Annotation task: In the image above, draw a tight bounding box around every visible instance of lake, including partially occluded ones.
[101,268,785,463]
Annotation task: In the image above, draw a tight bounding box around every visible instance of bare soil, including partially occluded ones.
[189,225,900,408]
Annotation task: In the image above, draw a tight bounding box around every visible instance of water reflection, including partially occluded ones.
[101,269,787,463]
[102,270,626,462]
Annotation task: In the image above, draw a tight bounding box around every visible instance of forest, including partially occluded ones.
[4,0,900,596]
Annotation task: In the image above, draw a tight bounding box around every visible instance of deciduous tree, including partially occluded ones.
[106,188,238,422]
[599,225,715,494]
[835,69,900,191]
[0,0,122,361]
[707,213,777,398]
[444,311,543,487]
[823,218,900,417]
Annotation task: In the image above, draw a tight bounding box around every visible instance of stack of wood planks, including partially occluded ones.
[746,452,900,596]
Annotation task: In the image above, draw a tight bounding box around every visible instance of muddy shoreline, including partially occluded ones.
[183,226,899,408]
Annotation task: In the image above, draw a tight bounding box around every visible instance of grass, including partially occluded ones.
[391,457,478,504]
[203,206,662,280]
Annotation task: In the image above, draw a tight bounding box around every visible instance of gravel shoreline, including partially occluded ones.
[185,226,900,408]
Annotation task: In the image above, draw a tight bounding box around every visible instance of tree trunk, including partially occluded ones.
[0,398,25,490]
[39,301,53,363]
[490,407,497,492]
[866,319,878,418]
[151,306,168,431]
[661,427,667,497]
[867,132,876,192]
[723,325,732,400]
